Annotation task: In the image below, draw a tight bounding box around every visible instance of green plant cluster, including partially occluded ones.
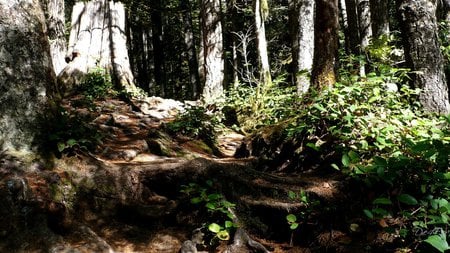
[283,66,449,251]
[165,106,221,146]
[181,180,237,243]
[38,107,102,157]
[79,67,116,101]
[224,76,298,133]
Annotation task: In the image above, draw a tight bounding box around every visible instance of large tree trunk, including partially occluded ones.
[200,0,225,102]
[42,0,67,75]
[344,0,360,55]
[181,0,201,100]
[58,0,137,96]
[311,0,339,89]
[357,0,372,76]
[369,0,389,38]
[290,0,315,94]
[398,0,450,114]
[254,0,272,86]
[0,0,56,152]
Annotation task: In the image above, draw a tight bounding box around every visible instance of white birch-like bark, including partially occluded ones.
[290,0,315,94]
[43,0,67,74]
[357,0,372,76]
[58,0,136,96]
[254,0,272,86]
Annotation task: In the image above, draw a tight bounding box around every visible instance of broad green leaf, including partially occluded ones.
[57,142,66,152]
[225,220,234,228]
[290,223,299,230]
[66,139,77,147]
[286,214,297,223]
[288,191,296,199]
[342,154,350,167]
[363,209,374,219]
[205,202,216,210]
[331,163,340,171]
[306,142,320,151]
[373,198,392,205]
[208,223,221,233]
[190,197,202,204]
[424,234,450,253]
[207,194,221,201]
[397,194,418,205]
[373,156,387,167]
[348,150,360,162]
[217,230,230,240]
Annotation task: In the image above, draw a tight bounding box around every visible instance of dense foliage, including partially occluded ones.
[222,35,450,250]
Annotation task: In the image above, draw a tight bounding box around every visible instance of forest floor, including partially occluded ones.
[0,96,400,253]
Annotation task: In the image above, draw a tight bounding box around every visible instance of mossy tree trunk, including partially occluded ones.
[0,0,56,152]
[290,0,315,94]
[311,0,339,89]
[254,0,272,87]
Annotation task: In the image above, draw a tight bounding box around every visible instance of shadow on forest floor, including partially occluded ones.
[0,96,402,253]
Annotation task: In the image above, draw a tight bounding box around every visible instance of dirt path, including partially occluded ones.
[0,96,377,253]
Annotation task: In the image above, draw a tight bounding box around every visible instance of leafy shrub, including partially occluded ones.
[165,106,221,148]
[37,106,102,157]
[181,180,237,242]
[79,67,116,100]
[283,65,449,251]
[224,75,299,133]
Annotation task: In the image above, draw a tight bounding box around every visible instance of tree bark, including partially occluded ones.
[357,0,372,76]
[344,0,360,55]
[42,0,67,75]
[311,0,339,89]
[200,0,225,102]
[181,0,201,100]
[0,0,56,152]
[290,0,315,94]
[58,0,137,96]
[369,0,389,38]
[398,0,450,114]
[151,0,167,97]
[254,0,272,86]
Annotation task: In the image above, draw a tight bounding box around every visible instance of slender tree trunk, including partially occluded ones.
[344,0,360,55]
[151,0,167,97]
[398,0,450,114]
[181,0,201,100]
[339,0,349,51]
[311,0,339,89]
[200,0,225,102]
[43,0,67,75]
[369,0,389,38]
[0,0,56,152]
[127,7,150,93]
[59,0,137,95]
[357,0,372,76]
[253,0,272,86]
[290,0,315,94]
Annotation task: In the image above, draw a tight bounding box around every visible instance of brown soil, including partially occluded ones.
[0,96,398,253]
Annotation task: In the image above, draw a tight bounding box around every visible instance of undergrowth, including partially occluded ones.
[224,34,450,251]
